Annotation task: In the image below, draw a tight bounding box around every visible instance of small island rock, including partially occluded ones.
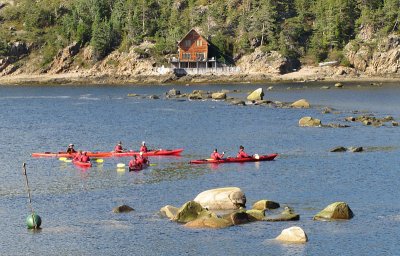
[313,202,354,221]
[275,226,308,243]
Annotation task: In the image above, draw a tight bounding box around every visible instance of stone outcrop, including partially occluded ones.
[291,99,310,108]
[160,205,179,219]
[330,146,347,152]
[348,146,363,152]
[275,226,308,243]
[237,48,294,74]
[313,202,354,221]
[112,205,134,213]
[48,41,80,74]
[211,92,226,100]
[265,206,300,222]
[299,117,322,127]
[184,215,233,229]
[173,201,215,223]
[193,187,246,210]
[345,34,400,75]
[252,200,280,210]
[9,41,29,57]
[247,88,264,101]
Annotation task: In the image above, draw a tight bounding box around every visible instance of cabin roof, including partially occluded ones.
[178,29,209,46]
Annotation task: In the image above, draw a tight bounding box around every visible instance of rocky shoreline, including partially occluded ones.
[1,65,400,86]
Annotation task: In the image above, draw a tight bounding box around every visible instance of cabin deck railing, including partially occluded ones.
[155,66,240,75]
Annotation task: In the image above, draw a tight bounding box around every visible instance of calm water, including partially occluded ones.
[0,82,399,255]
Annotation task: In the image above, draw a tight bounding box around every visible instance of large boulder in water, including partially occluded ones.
[275,226,308,243]
[291,99,310,108]
[246,209,266,221]
[184,215,233,229]
[299,117,322,127]
[313,202,354,221]
[160,205,179,219]
[252,200,280,210]
[247,88,264,101]
[173,201,214,223]
[265,206,300,221]
[194,187,246,210]
[211,92,226,100]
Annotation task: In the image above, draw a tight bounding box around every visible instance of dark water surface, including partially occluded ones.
[0,82,399,255]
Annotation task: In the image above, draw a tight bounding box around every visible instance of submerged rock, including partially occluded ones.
[112,205,134,213]
[313,202,354,221]
[291,99,310,108]
[299,117,322,127]
[184,215,233,229]
[275,226,308,243]
[265,206,300,222]
[330,146,347,152]
[194,187,246,210]
[335,82,344,88]
[160,205,179,219]
[348,146,363,152]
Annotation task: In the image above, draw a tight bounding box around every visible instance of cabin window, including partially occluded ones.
[196,40,202,46]
[196,53,205,60]
[182,53,191,60]
[184,40,191,47]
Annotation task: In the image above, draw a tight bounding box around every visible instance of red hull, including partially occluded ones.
[190,153,278,164]
[32,148,184,158]
[72,160,92,168]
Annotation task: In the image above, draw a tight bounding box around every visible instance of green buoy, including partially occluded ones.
[23,163,42,230]
[26,213,42,229]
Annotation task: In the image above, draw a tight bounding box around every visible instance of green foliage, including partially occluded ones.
[91,16,113,60]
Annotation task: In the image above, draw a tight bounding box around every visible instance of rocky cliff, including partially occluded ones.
[345,33,400,76]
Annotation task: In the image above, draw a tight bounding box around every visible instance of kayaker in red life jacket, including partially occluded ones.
[129,155,141,170]
[211,149,224,160]
[73,150,83,161]
[66,144,76,154]
[114,141,124,153]
[140,141,148,153]
[137,151,149,165]
[81,152,90,163]
[237,145,250,158]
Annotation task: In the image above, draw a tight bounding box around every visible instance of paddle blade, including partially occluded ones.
[117,163,125,168]
[64,159,72,163]
[149,163,157,166]
[96,159,104,163]
[254,154,260,159]
[59,157,67,161]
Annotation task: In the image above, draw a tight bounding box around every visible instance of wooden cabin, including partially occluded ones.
[170,29,216,69]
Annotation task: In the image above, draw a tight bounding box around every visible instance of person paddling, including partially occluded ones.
[237,145,250,158]
[80,151,90,163]
[140,141,148,153]
[211,149,224,160]
[66,144,76,154]
[129,155,141,171]
[73,150,83,161]
[137,151,149,165]
[114,141,124,153]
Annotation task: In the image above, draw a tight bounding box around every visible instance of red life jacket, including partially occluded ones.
[114,145,123,152]
[129,159,136,168]
[237,149,249,158]
[81,155,90,163]
[211,152,223,160]
[140,145,148,152]
[73,154,82,161]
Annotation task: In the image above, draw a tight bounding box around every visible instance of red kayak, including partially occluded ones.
[72,160,92,168]
[190,153,278,164]
[129,163,149,172]
[32,148,184,158]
